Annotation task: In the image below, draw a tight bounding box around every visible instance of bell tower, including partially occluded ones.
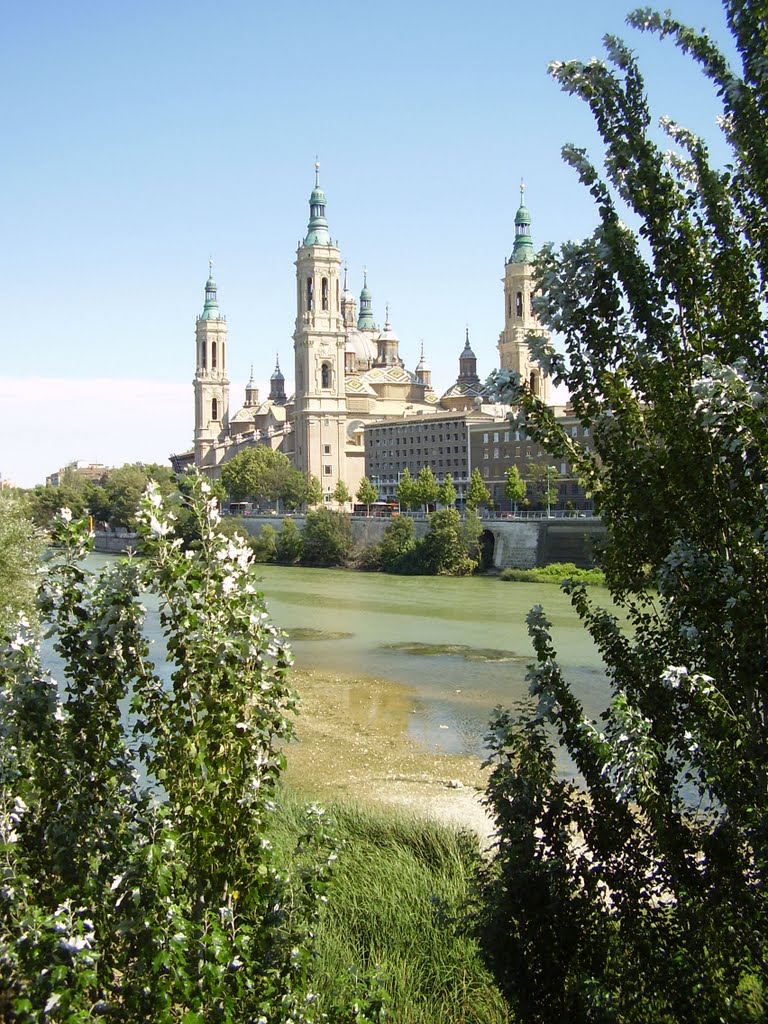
[292,163,347,493]
[193,263,230,468]
[497,182,551,402]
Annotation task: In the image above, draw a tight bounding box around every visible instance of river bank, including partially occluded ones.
[283,667,495,840]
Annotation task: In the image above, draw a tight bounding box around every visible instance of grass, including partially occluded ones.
[269,790,510,1024]
[498,561,605,585]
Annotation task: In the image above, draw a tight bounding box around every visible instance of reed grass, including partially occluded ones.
[270,791,509,1024]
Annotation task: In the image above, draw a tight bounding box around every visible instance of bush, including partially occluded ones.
[275,517,304,565]
[301,508,353,567]
[499,562,605,585]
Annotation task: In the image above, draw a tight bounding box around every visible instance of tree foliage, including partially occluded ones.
[415,467,439,512]
[419,509,477,577]
[355,477,378,513]
[0,496,42,634]
[437,473,457,510]
[504,466,527,512]
[464,469,490,512]
[479,3,768,1020]
[0,482,382,1021]
[301,508,353,567]
[220,447,309,511]
[395,469,419,512]
[332,480,351,507]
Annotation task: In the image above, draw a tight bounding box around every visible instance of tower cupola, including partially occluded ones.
[269,355,287,404]
[201,260,223,320]
[244,363,259,407]
[375,304,401,366]
[458,328,479,382]
[304,161,332,246]
[415,341,432,388]
[510,181,534,264]
[357,269,376,330]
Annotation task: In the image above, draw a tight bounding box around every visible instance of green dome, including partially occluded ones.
[510,181,534,264]
[304,162,332,246]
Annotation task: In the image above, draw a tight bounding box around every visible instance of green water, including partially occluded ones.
[82,555,611,764]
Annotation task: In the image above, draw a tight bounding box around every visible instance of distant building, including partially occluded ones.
[176,171,552,500]
[46,460,110,488]
[467,409,596,511]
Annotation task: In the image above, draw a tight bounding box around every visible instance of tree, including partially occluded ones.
[418,508,477,576]
[91,463,177,529]
[275,517,304,565]
[301,507,353,567]
[0,495,42,634]
[503,466,526,513]
[355,476,378,514]
[526,463,560,513]
[395,469,418,511]
[220,446,300,510]
[464,468,490,512]
[332,479,352,508]
[0,482,381,1020]
[415,466,439,513]
[437,473,457,510]
[378,515,417,572]
[304,474,323,508]
[478,5,768,1020]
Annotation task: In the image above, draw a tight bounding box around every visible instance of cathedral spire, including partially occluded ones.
[304,160,332,246]
[511,179,534,264]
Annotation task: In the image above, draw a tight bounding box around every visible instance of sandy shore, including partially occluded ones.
[283,667,496,842]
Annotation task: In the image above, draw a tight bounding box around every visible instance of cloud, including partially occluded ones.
[0,377,192,488]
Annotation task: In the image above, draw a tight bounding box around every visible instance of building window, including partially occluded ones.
[322,277,329,310]
[212,342,217,369]
[201,342,207,370]
[483,451,489,460]
[307,277,313,312]
[493,447,499,459]
[323,444,331,454]
[482,433,489,443]
[323,465,332,475]
[321,363,331,388]
[482,466,490,478]
[212,398,219,421]
[516,291,523,317]
[504,431,510,442]
[584,427,591,437]
[571,426,579,437]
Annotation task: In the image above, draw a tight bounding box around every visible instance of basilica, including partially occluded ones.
[181,166,550,499]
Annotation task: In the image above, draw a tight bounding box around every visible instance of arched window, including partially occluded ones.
[321,277,329,311]
[201,341,207,369]
[507,295,511,320]
[321,362,331,389]
[530,371,540,397]
[336,279,339,310]
[212,397,219,420]
[515,292,523,318]
[221,343,225,369]
[307,277,314,312]
[212,342,217,369]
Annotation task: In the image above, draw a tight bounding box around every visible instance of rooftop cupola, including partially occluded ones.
[376,304,401,366]
[510,180,534,264]
[201,259,223,320]
[304,161,332,246]
[269,354,287,404]
[415,341,432,388]
[357,268,376,330]
[458,327,479,382]
[245,363,259,407]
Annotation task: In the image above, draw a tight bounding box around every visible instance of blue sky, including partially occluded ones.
[1,0,736,487]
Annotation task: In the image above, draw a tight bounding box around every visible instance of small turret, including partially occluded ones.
[458,328,479,382]
[357,269,376,330]
[415,341,432,388]
[269,355,287,404]
[375,304,401,367]
[244,363,259,407]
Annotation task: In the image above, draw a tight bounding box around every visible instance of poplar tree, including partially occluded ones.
[478,3,768,1020]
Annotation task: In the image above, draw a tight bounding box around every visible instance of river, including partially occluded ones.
[79,554,610,769]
